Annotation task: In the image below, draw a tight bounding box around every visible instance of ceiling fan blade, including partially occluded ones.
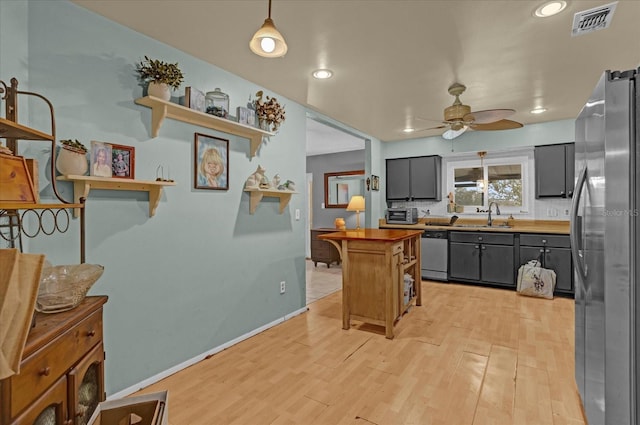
[471,119,523,131]
[442,126,468,140]
[415,125,448,131]
[463,109,515,124]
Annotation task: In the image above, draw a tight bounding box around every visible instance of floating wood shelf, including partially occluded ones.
[58,175,176,217]
[134,96,275,158]
[244,188,297,214]
[0,117,54,141]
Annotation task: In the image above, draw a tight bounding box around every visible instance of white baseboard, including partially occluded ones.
[108,306,309,400]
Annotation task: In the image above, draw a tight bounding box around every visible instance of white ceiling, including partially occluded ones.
[73,0,640,147]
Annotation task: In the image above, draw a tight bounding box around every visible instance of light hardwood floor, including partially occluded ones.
[137,277,585,425]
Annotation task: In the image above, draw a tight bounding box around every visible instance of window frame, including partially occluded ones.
[446,154,531,215]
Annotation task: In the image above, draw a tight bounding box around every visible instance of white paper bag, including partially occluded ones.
[517,260,556,299]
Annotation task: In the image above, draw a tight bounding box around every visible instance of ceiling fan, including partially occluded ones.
[416,83,523,140]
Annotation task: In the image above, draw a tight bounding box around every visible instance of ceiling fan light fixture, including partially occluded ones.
[531,107,547,114]
[312,69,333,79]
[250,0,288,58]
[535,1,567,17]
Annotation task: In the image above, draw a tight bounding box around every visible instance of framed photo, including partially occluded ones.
[237,106,256,126]
[371,175,380,191]
[185,86,205,112]
[111,144,135,179]
[90,141,112,177]
[194,133,229,190]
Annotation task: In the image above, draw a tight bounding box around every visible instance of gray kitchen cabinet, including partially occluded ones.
[386,155,441,202]
[449,232,515,287]
[519,234,573,296]
[535,143,575,198]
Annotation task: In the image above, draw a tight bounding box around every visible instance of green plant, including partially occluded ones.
[136,56,184,89]
[60,139,87,154]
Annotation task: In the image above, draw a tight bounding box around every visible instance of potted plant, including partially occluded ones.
[56,139,88,176]
[136,56,185,101]
[254,90,286,132]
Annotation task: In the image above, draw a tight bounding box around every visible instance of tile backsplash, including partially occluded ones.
[390,196,572,220]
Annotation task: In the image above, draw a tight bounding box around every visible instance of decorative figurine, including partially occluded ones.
[245,164,266,189]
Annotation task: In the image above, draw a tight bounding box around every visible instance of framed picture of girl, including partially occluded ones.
[90,141,112,177]
[111,144,135,179]
[194,133,229,190]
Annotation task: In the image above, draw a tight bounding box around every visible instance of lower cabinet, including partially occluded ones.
[0,296,108,425]
[519,234,573,296]
[311,228,341,267]
[449,232,515,287]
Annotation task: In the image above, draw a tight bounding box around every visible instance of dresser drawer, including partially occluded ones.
[10,309,103,418]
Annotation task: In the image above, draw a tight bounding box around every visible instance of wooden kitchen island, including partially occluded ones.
[319,229,422,339]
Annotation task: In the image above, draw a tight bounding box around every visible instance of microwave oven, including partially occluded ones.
[385,208,418,224]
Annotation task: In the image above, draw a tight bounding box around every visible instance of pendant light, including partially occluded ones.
[249,0,288,58]
[476,151,487,192]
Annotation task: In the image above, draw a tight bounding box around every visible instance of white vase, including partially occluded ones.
[56,147,88,176]
[148,82,171,101]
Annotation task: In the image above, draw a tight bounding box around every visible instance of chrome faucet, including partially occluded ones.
[487,202,501,226]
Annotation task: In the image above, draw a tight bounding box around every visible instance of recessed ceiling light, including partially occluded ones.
[531,107,547,114]
[403,127,415,133]
[312,69,333,79]
[535,1,567,17]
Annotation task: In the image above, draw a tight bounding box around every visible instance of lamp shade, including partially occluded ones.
[346,195,365,212]
[249,18,288,58]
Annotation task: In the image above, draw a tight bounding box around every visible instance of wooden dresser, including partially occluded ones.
[0,296,108,425]
[310,228,342,268]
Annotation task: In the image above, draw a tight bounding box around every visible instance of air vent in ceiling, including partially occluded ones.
[572,1,617,36]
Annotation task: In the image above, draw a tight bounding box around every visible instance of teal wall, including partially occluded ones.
[2,0,318,395]
[1,0,574,396]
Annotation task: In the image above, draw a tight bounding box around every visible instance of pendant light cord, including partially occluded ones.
[268,0,272,19]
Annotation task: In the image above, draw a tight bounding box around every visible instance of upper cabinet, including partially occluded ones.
[386,155,442,202]
[134,96,275,158]
[534,143,575,198]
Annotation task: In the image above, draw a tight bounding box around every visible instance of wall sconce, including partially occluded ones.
[346,195,365,230]
[249,0,288,58]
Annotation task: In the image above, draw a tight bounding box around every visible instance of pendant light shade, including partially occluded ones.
[250,0,288,58]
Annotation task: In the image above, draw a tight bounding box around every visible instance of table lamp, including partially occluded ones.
[346,195,365,229]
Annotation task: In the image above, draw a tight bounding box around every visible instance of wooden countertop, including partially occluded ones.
[318,228,423,242]
[378,218,570,235]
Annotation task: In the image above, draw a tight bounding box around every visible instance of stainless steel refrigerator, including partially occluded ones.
[572,67,639,425]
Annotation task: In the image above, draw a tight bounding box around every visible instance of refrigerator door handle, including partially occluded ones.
[570,165,587,283]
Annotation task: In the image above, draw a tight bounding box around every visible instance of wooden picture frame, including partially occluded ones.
[90,141,112,177]
[194,133,229,190]
[185,86,205,112]
[371,175,380,191]
[110,144,135,179]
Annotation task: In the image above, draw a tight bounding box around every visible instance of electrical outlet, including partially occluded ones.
[280,281,286,294]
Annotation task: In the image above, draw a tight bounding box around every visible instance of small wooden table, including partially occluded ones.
[319,229,422,338]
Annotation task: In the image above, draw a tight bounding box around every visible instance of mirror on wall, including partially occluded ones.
[324,170,365,208]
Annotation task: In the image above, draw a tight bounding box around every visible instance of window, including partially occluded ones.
[448,154,530,214]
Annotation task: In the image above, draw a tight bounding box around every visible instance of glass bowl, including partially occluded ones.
[36,263,104,313]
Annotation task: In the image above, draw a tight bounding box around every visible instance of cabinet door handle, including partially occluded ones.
[560,191,565,195]
[542,239,547,244]
[546,249,551,253]
[481,246,486,250]
[87,330,96,337]
[478,236,483,241]
[474,245,480,249]
[39,366,51,376]
[539,249,545,253]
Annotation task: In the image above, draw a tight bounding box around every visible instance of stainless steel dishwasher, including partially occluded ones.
[421,230,448,281]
